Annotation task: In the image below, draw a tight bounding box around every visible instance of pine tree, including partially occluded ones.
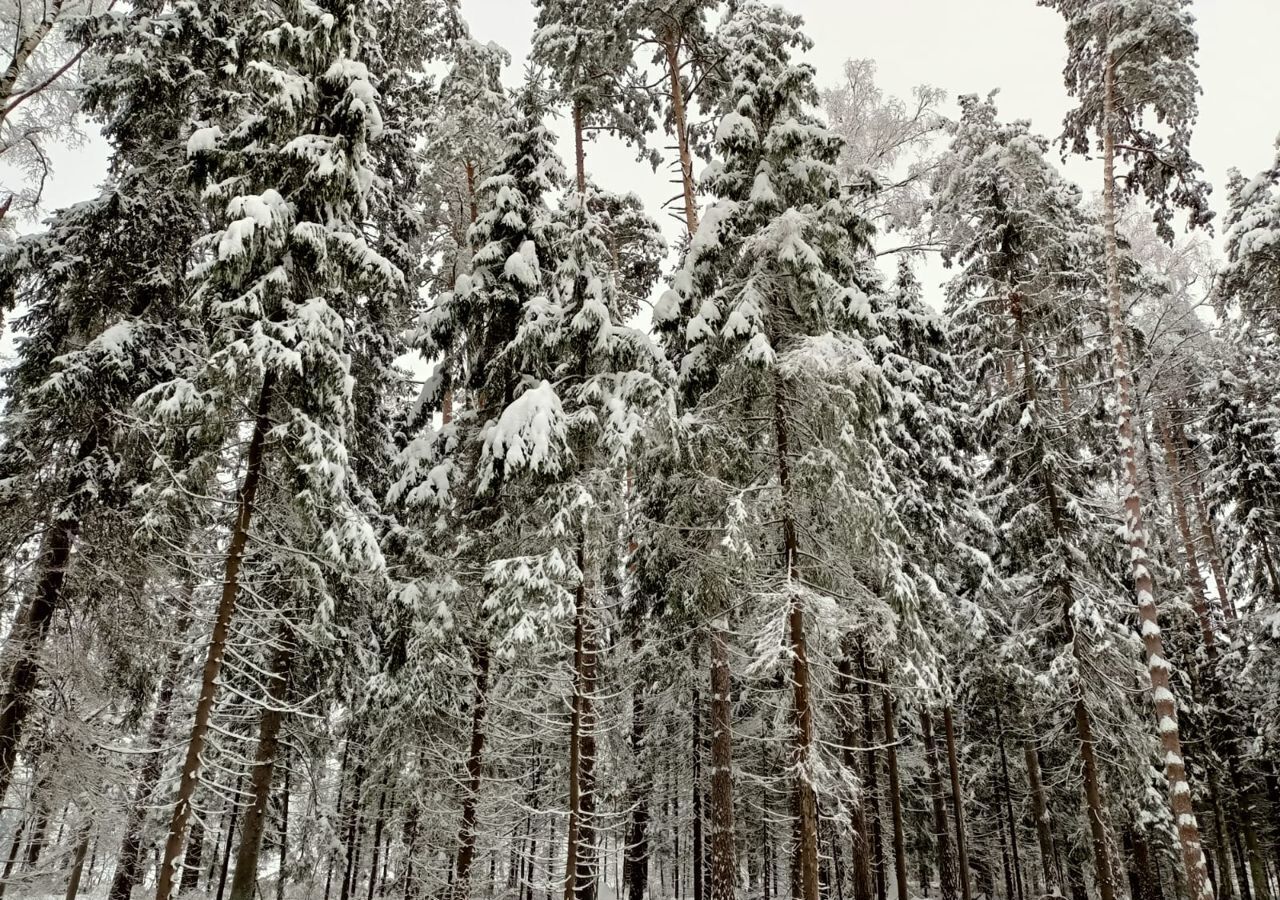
[1040,2,1215,893]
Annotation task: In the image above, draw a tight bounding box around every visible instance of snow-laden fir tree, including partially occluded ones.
[653,6,913,900]
[131,0,395,891]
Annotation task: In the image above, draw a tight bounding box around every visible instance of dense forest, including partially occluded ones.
[0,1,1278,899]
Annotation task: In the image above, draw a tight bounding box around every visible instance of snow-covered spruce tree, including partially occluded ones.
[0,0,214,820]
[653,6,911,900]
[931,93,1154,900]
[1039,2,1215,891]
[391,85,572,900]
[1220,145,1280,340]
[136,0,392,893]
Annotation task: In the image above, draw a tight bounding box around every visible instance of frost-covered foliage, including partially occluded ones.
[1040,0,1213,236]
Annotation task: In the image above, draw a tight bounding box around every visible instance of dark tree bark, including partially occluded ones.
[709,624,736,900]
[838,651,873,900]
[994,709,1024,900]
[1022,743,1060,896]
[181,818,205,895]
[156,375,275,900]
[857,651,886,900]
[63,819,92,900]
[625,671,649,900]
[0,427,98,806]
[228,635,295,900]
[693,677,704,900]
[455,641,492,899]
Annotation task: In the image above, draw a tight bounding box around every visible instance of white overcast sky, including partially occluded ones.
[26,0,1280,291]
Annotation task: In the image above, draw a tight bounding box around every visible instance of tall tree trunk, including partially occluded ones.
[564,536,593,900]
[1008,289,1117,900]
[1158,415,1218,654]
[942,708,973,900]
[216,778,244,900]
[709,624,736,900]
[155,375,275,900]
[625,654,649,900]
[661,22,699,235]
[693,677,704,900]
[858,652,886,900]
[367,784,388,900]
[108,614,187,900]
[228,635,295,900]
[921,710,957,900]
[181,818,204,895]
[0,815,26,900]
[277,759,291,900]
[773,376,819,900]
[881,675,908,900]
[0,426,98,804]
[1023,742,1060,897]
[455,641,492,899]
[64,819,92,900]
[340,752,367,900]
[839,651,873,900]
[994,709,1024,900]
[1101,54,1212,900]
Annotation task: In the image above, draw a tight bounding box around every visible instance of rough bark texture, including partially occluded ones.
[454,641,492,899]
[709,624,736,900]
[839,652,873,900]
[1158,414,1218,655]
[857,652,886,900]
[1100,55,1212,900]
[1008,289,1117,900]
[625,665,650,900]
[228,636,296,900]
[156,375,275,900]
[661,22,699,236]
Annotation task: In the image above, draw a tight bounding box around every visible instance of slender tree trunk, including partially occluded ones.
[1101,54,1212,900]
[181,818,204,895]
[216,780,244,900]
[155,375,275,900]
[921,710,957,900]
[857,652,886,900]
[772,377,819,900]
[994,710,1024,900]
[625,658,649,900]
[228,635,295,900]
[367,785,388,900]
[693,677,704,900]
[839,651,873,900]
[455,641,492,899]
[709,623,736,900]
[64,819,92,900]
[1158,415,1218,653]
[661,23,699,235]
[881,675,908,900]
[942,708,972,900]
[0,427,98,805]
[1008,288,1118,900]
[1023,742,1060,897]
[277,759,291,900]
[108,618,187,900]
[340,753,367,900]
[565,539,590,900]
